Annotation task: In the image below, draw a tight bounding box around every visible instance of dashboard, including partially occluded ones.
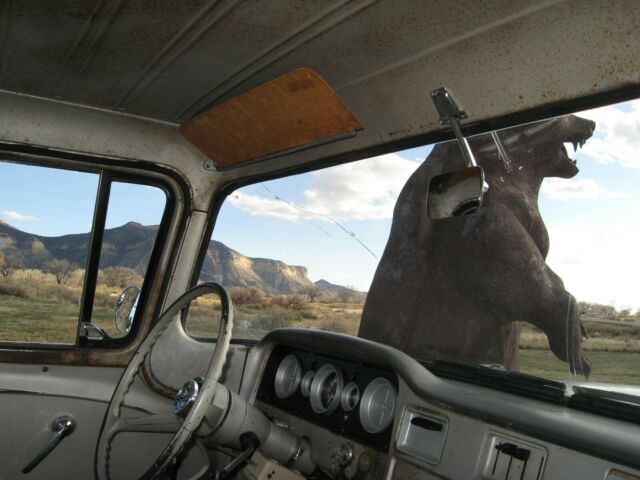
[257,345,398,450]
[244,330,640,480]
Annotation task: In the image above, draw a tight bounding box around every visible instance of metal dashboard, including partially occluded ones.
[242,329,640,479]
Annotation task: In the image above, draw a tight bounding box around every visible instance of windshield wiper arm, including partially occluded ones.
[421,359,567,404]
[569,386,640,424]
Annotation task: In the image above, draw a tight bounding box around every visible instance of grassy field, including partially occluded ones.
[1,278,638,387]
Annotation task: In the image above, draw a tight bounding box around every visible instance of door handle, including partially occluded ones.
[22,415,75,474]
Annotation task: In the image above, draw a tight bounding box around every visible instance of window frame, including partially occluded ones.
[0,149,179,352]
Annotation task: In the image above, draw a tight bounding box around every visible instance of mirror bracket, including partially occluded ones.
[430,87,478,169]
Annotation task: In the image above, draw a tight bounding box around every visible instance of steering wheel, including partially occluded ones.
[95,283,233,480]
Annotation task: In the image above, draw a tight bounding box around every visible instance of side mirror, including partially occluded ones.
[114,286,140,335]
[427,166,485,219]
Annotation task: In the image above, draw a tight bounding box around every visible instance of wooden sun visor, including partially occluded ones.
[180,68,363,168]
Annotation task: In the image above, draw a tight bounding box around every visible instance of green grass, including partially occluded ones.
[1,284,639,389]
[520,349,640,385]
[0,295,78,343]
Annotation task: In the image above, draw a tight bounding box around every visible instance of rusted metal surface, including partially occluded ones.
[180,68,362,168]
[1,2,638,180]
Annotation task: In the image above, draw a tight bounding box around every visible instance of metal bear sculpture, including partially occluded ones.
[359,115,595,377]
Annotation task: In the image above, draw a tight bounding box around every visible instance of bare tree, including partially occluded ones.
[302,285,323,303]
[1,255,22,277]
[46,258,76,285]
[337,286,356,304]
[102,266,141,289]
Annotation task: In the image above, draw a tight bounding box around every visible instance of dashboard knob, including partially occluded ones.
[335,443,354,467]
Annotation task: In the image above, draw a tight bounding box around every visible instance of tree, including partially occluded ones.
[1,254,22,277]
[618,308,631,320]
[302,285,323,303]
[337,286,356,304]
[46,258,75,285]
[102,266,141,289]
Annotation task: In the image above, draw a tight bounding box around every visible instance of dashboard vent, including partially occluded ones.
[396,407,448,464]
[478,433,546,480]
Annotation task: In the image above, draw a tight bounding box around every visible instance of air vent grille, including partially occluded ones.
[478,433,546,480]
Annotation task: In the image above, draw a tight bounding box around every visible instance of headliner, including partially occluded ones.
[1,1,639,175]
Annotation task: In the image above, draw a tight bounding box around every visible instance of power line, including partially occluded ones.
[258,183,378,259]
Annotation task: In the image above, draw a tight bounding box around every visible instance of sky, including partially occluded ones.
[1,99,639,310]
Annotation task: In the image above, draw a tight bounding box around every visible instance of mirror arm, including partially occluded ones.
[430,87,478,168]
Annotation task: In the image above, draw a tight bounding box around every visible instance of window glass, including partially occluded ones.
[91,182,167,338]
[0,163,98,344]
[196,99,639,393]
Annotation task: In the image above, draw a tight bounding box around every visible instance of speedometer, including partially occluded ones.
[359,377,396,433]
[310,364,344,415]
[274,354,302,399]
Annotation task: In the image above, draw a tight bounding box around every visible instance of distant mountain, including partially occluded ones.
[314,279,348,294]
[0,221,320,294]
[315,279,367,301]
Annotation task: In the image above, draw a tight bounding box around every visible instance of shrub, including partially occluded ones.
[0,283,29,298]
[301,309,319,320]
[229,287,265,305]
[268,294,305,309]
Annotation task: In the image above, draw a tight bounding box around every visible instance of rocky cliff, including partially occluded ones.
[0,221,315,293]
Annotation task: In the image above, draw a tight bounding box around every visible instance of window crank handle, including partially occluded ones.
[22,415,76,474]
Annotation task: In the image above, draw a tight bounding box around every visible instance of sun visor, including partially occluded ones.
[180,68,363,169]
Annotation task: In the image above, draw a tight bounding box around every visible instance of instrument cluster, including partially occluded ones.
[257,346,398,449]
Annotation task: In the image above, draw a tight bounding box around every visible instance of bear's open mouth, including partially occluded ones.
[561,128,593,165]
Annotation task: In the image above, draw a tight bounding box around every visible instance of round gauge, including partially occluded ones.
[341,382,360,412]
[274,354,302,399]
[301,370,315,397]
[310,364,344,415]
[359,377,397,433]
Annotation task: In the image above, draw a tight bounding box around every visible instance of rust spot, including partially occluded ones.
[180,68,363,168]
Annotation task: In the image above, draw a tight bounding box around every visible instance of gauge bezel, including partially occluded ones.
[310,364,344,415]
[301,370,315,397]
[274,354,302,399]
[341,382,360,412]
[359,377,396,433]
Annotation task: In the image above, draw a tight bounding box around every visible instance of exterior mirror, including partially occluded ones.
[427,166,485,219]
[114,286,140,335]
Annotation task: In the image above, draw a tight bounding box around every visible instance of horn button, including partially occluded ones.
[174,378,202,416]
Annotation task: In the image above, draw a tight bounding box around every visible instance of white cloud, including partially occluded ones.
[547,219,640,310]
[542,178,606,201]
[605,191,633,199]
[229,153,421,222]
[542,178,632,202]
[228,192,308,221]
[2,210,38,222]
[579,100,640,168]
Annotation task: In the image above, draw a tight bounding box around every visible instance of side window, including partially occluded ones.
[0,163,98,344]
[91,182,166,338]
[0,162,168,345]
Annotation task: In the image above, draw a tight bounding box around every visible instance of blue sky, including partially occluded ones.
[0,167,165,236]
[1,100,639,310]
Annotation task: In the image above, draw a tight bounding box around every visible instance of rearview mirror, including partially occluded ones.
[427,166,485,219]
[114,286,140,335]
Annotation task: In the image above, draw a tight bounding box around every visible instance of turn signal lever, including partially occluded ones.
[214,432,260,479]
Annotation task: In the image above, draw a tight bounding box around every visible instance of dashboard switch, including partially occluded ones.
[478,433,546,480]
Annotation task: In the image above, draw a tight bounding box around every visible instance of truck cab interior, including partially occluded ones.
[0,1,639,479]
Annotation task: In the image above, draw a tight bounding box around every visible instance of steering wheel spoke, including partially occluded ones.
[95,283,234,480]
[111,413,183,435]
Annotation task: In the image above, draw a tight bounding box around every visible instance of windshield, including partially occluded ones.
[193,99,639,393]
